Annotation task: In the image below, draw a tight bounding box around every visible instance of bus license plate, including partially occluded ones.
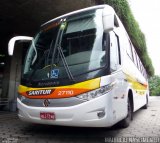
[40,112,55,120]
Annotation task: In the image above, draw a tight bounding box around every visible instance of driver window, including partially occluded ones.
[110,31,120,72]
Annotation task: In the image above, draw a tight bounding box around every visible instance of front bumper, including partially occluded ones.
[17,94,114,127]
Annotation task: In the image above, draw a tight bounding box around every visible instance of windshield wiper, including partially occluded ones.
[51,19,75,82]
[57,45,74,81]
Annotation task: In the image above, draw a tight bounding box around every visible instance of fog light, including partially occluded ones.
[97,110,105,118]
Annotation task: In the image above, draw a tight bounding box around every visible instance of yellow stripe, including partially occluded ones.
[125,74,147,94]
[18,78,100,94]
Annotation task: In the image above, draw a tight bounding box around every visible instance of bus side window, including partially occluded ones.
[110,32,121,72]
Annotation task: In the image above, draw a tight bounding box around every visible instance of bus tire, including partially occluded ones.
[142,95,148,109]
[118,98,132,128]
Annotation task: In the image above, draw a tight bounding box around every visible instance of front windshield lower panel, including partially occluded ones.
[22,9,109,87]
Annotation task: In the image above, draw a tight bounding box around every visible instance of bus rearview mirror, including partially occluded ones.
[103,14,114,32]
[8,36,33,56]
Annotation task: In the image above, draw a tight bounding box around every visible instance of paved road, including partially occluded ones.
[0,97,160,143]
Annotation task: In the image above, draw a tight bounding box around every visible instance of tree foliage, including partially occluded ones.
[105,0,154,76]
[149,76,160,96]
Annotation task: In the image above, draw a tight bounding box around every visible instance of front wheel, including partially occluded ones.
[142,95,148,109]
[117,98,132,128]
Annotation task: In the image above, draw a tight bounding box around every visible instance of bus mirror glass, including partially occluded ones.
[103,14,114,32]
[8,36,33,56]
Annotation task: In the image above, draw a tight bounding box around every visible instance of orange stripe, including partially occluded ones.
[19,88,90,99]
[18,78,101,99]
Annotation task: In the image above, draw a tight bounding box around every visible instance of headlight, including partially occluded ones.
[76,82,115,101]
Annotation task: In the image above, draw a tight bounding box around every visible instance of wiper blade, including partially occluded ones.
[57,45,75,81]
[50,19,75,82]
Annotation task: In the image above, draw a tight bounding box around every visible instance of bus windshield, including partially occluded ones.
[22,9,107,87]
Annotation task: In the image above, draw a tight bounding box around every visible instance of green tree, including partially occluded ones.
[149,75,160,96]
[105,0,154,76]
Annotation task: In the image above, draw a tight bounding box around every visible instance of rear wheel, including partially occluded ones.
[118,98,132,128]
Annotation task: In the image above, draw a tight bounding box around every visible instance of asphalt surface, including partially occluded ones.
[0,96,160,143]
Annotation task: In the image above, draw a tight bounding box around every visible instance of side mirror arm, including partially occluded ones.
[8,36,33,56]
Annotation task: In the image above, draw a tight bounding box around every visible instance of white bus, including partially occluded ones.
[8,5,149,128]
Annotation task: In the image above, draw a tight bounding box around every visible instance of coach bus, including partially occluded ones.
[8,5,149,128]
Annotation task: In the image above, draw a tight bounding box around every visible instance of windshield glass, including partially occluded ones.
[22,9,107,86]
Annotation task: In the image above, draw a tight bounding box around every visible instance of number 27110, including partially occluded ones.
[58,90,74,96]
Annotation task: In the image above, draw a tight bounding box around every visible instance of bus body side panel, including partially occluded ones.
[101,72,129,125]
[116,17,148,112]
[123,55,148,112]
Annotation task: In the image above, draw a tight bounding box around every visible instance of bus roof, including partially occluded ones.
[41,4,114,27]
